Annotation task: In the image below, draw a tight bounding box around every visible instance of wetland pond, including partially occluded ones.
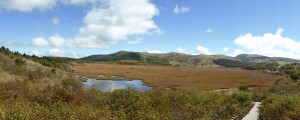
[82,77,153,92]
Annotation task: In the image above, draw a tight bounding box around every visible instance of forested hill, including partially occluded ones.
[236,54,300,63]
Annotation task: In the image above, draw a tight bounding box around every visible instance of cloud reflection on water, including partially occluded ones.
[83,78,152,92]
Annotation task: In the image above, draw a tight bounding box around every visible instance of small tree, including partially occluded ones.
[290,70,300,82]
[15,58,26,66]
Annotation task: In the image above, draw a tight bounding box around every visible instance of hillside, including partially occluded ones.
[82,51,143,61]
[81,51,300,67]
[0,47,73,83]
[81,51,238,66]
[236,54,300,63]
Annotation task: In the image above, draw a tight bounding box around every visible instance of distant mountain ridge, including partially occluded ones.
[82,51,143,61]
[81,51,300,67]
[236,54,299,63]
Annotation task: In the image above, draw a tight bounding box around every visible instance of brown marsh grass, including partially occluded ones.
[71,63,278,90]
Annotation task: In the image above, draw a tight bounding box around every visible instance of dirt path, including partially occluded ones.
[242,102,261,120]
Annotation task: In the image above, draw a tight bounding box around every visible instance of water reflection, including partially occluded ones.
[83,78,152,92]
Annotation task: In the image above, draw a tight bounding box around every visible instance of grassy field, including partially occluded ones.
[71,63,278,90]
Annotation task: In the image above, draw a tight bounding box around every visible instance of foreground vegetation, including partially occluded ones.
[258,65,300,119]
[258,79,300,119]
[0,79,254,119]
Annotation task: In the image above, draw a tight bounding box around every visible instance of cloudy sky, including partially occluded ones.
[0,0,300,59]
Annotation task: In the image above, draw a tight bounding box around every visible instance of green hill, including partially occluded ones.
[81,51,300,67]
[236,54,300,63]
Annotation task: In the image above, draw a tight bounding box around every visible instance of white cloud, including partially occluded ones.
[32,37,49,47]
[30,0,160,49]
[32,34,66,47]
[205,29,213,33]
[26,49,82,58]
[127,39,141,45]
[48,48,81,58]
[26,51,45,57]
[48,34,65,46]
[0,0,57,12]
[0,41,27,46]
[173,4,190,14]
[176,47,188,54]
[52,17,60,25]
[60,0,97,5]
[196,45,209,55]
[234,28,300,59]
[223,47,229,52]
[147,50,163,54]
[0,0,97,12]
[48,48,65,56]
[71,0,160,48]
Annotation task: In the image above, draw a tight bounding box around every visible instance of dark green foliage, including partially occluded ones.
[82,51,142,61]
[243,62,279,71]
[259,75,300,119]
[51,68,56,74]
[15,58,26,66]
[277,63,300,82]
[232,92,251,106]
[145,56,170,65]
[236,54,300,63]
[289,70,300,81]
[213,59,248,67]
[27,56,75,68]
[260,95,300,120]
[1,46,76,69]
[269,77,300,94]
[81,51,171,66]
[239,84,249,92]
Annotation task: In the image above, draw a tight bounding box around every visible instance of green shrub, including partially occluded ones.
[232,92,251,106]
[239,84,249,92]
[213,59,248,67]
[269,77,298,94]
[15,58,26,66]
[290,70,300,82]
[260,95,300,119]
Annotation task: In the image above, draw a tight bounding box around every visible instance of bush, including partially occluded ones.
[213,59,248,67]
[239,84,249,92]
[259,95,300,119]
[15,58,26,66]
[269,77,299,94]
[232,92,251,106]
[290,70,300,82]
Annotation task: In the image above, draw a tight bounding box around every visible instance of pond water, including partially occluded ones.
[83,78,153,92]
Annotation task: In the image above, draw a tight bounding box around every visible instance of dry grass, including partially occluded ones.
[71,63,278,90]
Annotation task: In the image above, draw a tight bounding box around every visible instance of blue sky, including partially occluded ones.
[0,0,300,59]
